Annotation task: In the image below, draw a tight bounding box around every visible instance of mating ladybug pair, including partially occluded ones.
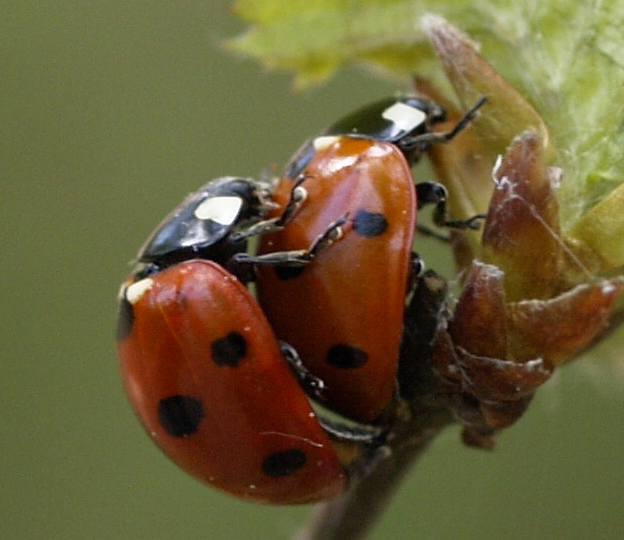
[116,94,486,504]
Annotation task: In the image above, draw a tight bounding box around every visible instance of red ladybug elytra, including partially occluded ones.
[257,137,417,422]
[116,176,350,504]
[256,96,485,423]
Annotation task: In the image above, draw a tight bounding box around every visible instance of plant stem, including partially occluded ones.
[294,407,453,540]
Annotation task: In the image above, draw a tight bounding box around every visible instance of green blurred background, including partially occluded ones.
[3,2,624,539]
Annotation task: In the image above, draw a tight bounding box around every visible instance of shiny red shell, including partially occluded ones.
[256,137,417,422]
[117,259,346,504]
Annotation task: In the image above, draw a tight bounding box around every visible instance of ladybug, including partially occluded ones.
[116,176,352,504]
[255,96,486,423]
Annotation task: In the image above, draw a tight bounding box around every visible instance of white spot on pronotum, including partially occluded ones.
[194,196,242,225]
[125,278,155,304]
[382,102,427,132]
[313,135,340,151]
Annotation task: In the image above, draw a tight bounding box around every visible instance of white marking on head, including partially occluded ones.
[313,135,340,151]
[382,102,427,132]
[194,196,243,225]
[125,278,155,304]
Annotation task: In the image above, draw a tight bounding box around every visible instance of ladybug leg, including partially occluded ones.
[280,341,325,399]
[404,251,426,295]
[411,252,425,278]
[416,182,486,230]
[282,342,387,446]
[317,419,390,480]
[272,173,309,227]
[233,214,348,267]
[318,417,384,444]
[402,96,487,149]
[411,252,425,277]
[230,175,309,242]
[415,223,453,242]
[302,213,348,259]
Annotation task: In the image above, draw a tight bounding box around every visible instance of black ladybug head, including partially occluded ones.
[135,177,270,272]
[324,96,446,149]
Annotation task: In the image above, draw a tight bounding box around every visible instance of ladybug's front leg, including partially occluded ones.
[416,182,485,231]
[282,337,385,447]
[233,214,348,268]
[411,252,425,278]
[230,174,309,242]
[279,341,325,399]
[402,96,487,151]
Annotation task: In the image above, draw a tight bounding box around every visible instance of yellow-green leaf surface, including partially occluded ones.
[230,0,624,269]
[230,0,469,85]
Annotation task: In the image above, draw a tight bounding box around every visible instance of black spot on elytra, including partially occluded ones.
[262,448,307,478]
[158,395,204,437]
[326,344,369,369]
[212,331,247,366]
[274,265,306,281]
[353,209,388,238]
[116,295,134,341]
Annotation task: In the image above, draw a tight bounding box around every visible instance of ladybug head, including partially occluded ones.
[134,176,274,273]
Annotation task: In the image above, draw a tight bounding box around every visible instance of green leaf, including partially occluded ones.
[229,0,469,87]
[230,0,624,273]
